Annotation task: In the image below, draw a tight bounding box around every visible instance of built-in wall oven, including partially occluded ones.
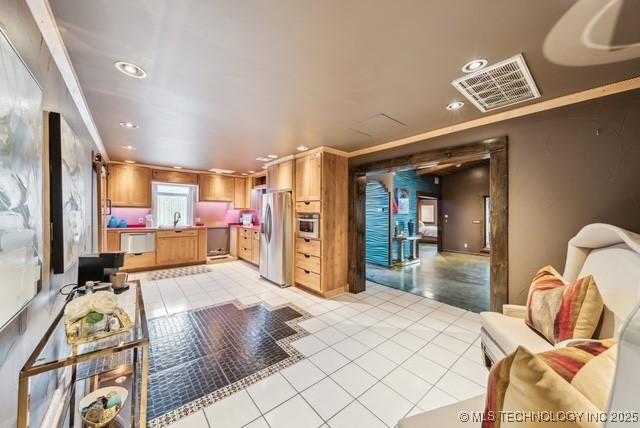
[296,214,320,239]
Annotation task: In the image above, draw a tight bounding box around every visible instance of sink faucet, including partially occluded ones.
[173,211,181,227]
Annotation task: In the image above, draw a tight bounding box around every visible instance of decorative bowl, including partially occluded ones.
[79,386,128,427]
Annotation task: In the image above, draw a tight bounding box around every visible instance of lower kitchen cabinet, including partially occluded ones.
[236,227,260,266]
[107,228,207,271]
[123,252,156,270]
[156,230,199,265]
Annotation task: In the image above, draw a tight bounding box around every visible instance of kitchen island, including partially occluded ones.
[106,226,208,271]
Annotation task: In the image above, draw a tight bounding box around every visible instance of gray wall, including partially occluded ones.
[0,1,99,427]
[440,163,490,254]
[351,89,640,305]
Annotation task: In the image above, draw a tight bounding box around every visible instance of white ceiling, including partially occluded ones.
[49,0,640,172]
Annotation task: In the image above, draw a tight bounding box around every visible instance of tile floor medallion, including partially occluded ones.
[132,261,488,428]
[147,302,310,426]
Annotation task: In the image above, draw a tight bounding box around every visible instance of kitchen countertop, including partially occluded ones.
[107,225,208,232]
[229,223,261,231]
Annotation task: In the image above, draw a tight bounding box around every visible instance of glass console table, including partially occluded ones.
[18,280,149,428]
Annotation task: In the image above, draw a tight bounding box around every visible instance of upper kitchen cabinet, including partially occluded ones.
[107,163,152,207]
[199,174,234,202]
[233,177,251,209]
[267,159,294,192]
[295,152,321,201]
[152,169,198,185]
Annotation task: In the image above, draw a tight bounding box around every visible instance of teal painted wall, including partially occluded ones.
[365,171,439,266]
[391,171,440,261]
[365,181,390,265]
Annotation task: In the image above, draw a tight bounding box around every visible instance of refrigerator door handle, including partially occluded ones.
[266,203,272,243]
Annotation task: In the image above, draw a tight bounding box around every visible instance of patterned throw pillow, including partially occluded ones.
[483,340,617,428]
[525,266,604,344]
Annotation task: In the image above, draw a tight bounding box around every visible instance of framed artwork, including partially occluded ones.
[420,204,435,223]
[49,112,91,273]
[0,28,43,330]
[395,188,410,215]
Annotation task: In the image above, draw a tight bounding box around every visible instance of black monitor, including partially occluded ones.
[77,252,125,287]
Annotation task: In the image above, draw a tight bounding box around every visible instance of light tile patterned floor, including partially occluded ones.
[131,261,487,428]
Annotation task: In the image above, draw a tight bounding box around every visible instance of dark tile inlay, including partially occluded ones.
[147,302,303,421]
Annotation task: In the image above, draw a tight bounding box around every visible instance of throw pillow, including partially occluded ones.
[525,266,604,344]
[483,340,616,428]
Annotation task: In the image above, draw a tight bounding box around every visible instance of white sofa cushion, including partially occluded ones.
[398,395,485,428]
[480,311,553,356]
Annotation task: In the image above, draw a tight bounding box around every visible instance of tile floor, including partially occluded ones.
[133,260,487,428]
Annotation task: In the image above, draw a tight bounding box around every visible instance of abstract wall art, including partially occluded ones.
[49,112,91,273]
[0,28,44,330]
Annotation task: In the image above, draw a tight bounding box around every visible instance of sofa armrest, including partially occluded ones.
[502,304,527,319]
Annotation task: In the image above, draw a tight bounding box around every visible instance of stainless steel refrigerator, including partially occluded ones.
[260,191,293,287]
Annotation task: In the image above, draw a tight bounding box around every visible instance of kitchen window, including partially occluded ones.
[152,183,197,227]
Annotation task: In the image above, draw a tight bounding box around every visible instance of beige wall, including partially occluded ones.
[351,89,640,304]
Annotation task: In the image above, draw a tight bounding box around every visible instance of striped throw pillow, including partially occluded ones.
[483,340,617,428]
[525,266,604,344]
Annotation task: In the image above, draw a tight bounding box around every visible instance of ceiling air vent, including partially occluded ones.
[451,54,540,112]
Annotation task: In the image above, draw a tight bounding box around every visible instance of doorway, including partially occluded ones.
[349,137,507,313]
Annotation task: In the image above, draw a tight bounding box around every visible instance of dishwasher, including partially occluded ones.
[120,232,155,254]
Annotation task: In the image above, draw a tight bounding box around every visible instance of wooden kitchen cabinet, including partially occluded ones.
[295,153,321,201]
[236,226,260,266]
[107,163,152,207]
[233,177,251,209]
[267,159,294,192]
[199,174,234,201]
[156,230,199,265]
[293,151,348,297]
[152,169,198,185]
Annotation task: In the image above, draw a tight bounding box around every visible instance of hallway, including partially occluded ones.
[366,245,490,313]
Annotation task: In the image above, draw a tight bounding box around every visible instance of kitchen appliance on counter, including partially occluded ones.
[296,214,320,239]
[260,191,293,287]
[240,213,253,227]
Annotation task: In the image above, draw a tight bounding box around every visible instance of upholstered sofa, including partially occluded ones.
[481,223,640,364]
[399,223,640,428]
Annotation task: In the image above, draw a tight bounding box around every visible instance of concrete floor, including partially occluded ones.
[366,244,490,313]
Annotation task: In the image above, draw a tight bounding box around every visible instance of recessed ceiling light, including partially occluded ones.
[267,154,278,159]
[115,61,147,79]
[124,160,135,164]
[241,173,248,176]
[446,101,465,111]
[248,170,255,173]
[114,376,128,384]
[256,157,269,162]
[462,59,488,73]
[261,165,268,169]
[119,121,139,129]
[456,163,462,167]
[122,145,136,150]
[173,166,183,169]
[296,145,309,152]
[208,168,235,174]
